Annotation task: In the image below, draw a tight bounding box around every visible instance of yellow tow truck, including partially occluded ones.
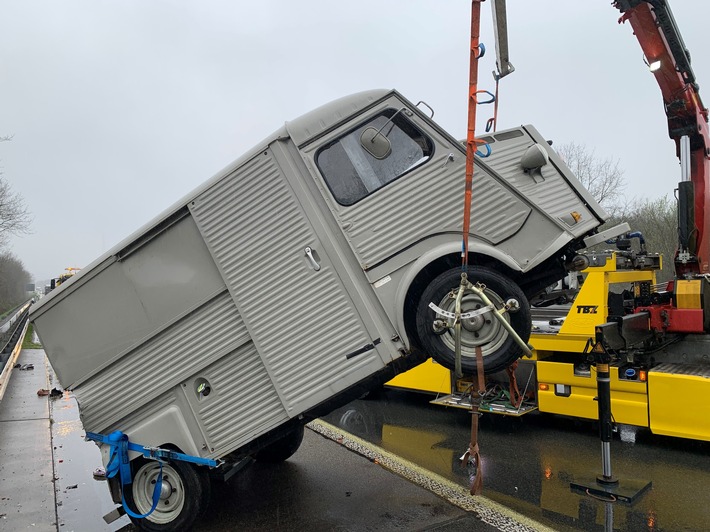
[50,267,81,290]
[385,0,710,444]
[386,246,710,442]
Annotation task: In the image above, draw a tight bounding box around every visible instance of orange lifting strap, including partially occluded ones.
[459,2,486,497]
[461,0,484,270]
[461,346,486,495]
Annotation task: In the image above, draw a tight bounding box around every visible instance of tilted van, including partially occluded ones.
[30,88,608,530]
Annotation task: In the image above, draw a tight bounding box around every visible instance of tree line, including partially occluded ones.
[0,136,31,311]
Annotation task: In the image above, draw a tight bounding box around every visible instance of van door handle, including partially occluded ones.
[441,153,455,168]
[304,247,321,271]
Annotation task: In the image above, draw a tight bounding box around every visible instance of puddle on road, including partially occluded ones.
[48,370,133,531]
[53,418,83,437]
[322,389,710,532]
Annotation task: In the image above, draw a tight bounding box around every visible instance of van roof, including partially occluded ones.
[286,89,392,147]
[32,89,397,314]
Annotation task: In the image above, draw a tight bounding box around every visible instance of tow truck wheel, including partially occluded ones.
[253,424,305,463]
[415,266,531,375]
[123,457,210,532]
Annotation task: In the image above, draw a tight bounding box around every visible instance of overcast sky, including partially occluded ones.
[3,1,710,284]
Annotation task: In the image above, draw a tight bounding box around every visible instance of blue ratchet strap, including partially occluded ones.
[88,431,161,519]
[86,431,218,519]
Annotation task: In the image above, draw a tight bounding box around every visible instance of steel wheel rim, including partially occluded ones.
[132,462,186,524]
[435,286,509,358]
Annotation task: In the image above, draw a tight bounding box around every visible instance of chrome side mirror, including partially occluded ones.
[360,127,392,159]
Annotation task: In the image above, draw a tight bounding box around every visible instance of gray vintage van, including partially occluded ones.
[30,88,608,531]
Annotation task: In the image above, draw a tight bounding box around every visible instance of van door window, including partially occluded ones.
[316,109,434,206]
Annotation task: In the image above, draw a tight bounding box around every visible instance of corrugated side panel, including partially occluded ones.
[482,131,599,236]
[194,343,286,454]
[75,291,252,432]
[341,159,530,267]
[191,151,376,415]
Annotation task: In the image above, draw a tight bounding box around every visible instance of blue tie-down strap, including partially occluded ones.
[86,431,219,519]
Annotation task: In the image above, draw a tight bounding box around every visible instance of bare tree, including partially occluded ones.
[546,142,680,284]
[556,142,626,215]
[0,251,31,310]
[0,136,31,248]
[0,180,31,246]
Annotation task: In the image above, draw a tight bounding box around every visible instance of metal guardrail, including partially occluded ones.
[0,300,33,401]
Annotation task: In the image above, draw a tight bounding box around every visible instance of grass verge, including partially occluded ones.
[22,323,42,349]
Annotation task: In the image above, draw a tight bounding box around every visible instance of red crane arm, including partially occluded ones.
[615,0,710,274]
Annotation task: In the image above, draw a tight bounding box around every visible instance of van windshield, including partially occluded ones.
[316,109,433,206]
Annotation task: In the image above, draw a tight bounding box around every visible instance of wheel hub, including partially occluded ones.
[132,462,186,524]
[434,287,509,358]
[159,478,174,500]
[461,309,486,333]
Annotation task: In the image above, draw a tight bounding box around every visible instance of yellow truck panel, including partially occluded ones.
[386,358,450,394]
[536,360,649,427]
[648,364,710,441]
[675,279,702,309]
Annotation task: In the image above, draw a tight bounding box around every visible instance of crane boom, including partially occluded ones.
[615,0,710,275]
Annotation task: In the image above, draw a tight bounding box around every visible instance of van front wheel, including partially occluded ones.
[415,266,531,375]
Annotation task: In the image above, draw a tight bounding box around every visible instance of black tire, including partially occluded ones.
[415,266,531,375]
[123,457,211,532]
[253,424,305,463]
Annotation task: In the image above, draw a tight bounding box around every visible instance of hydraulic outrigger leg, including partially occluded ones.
[569,331,651,504]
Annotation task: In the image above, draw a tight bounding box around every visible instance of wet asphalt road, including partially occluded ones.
[322,388,710,531]
[5,347,710,531]
[48,376,710,532]
[2,349,522,532]
[53,400,501,532]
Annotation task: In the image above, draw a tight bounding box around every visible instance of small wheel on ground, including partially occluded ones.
[415,265,531,375]
[123,457,211,532]
[253,424,305,463]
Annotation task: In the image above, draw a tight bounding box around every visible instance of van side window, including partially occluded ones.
[316,109,434,206]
